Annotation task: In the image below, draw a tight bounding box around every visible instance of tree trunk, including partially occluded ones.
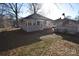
[32,3,36,14]
[15,3,19,27]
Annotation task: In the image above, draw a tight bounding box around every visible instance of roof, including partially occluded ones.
[55,18,78,23]
[21,13,53,21]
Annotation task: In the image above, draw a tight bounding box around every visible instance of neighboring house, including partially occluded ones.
[0,15,13,28]
[54,18,79,34]
[77,21,79,33]
[0,15,4,28]
[19,13,53,32]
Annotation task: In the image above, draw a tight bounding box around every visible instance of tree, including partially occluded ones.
[0,4,4,15]
[29,3,42,14]
[75,11,79,20]
[2,3,23,27]
[0,4,8,28]
[6,3,41,26]
[0,3,41,27]
[75,16,79,20]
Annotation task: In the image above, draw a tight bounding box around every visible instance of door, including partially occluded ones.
[40,21,44,30]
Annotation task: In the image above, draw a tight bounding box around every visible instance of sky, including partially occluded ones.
[19,3,79,20]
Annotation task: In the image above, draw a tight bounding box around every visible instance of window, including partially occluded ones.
[26,21,27,26]
[33,22,36,25]
[28,21,32,26]
[37,21,40,25]
[20,19,23,23]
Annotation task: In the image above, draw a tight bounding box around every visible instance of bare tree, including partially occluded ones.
[0,4,3,15]
[2,3,23,27]
[0,4,7,28]
[0,3,41,27]
[29,3,42,14]
[74,11,79,20]
[75,16,79,20]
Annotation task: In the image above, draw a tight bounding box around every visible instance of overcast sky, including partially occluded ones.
[19,3,79,20]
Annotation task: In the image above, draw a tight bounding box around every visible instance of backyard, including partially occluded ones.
[0,28,79,56]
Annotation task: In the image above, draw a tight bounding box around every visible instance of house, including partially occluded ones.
[19,13,53,32]
[77,21,79,33]
[54,18,79,34]
[0,15,13,28]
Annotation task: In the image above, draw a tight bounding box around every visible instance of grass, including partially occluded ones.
[0,28,79,56]
[16,38,54,56]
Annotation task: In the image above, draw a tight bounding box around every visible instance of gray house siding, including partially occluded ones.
[19,14,53,32]
[55,18,79,34]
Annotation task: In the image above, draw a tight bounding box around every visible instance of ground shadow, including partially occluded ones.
[55,32,79,44]
[0,29,52,51]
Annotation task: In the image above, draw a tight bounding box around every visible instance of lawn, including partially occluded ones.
[0,28,79,56]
